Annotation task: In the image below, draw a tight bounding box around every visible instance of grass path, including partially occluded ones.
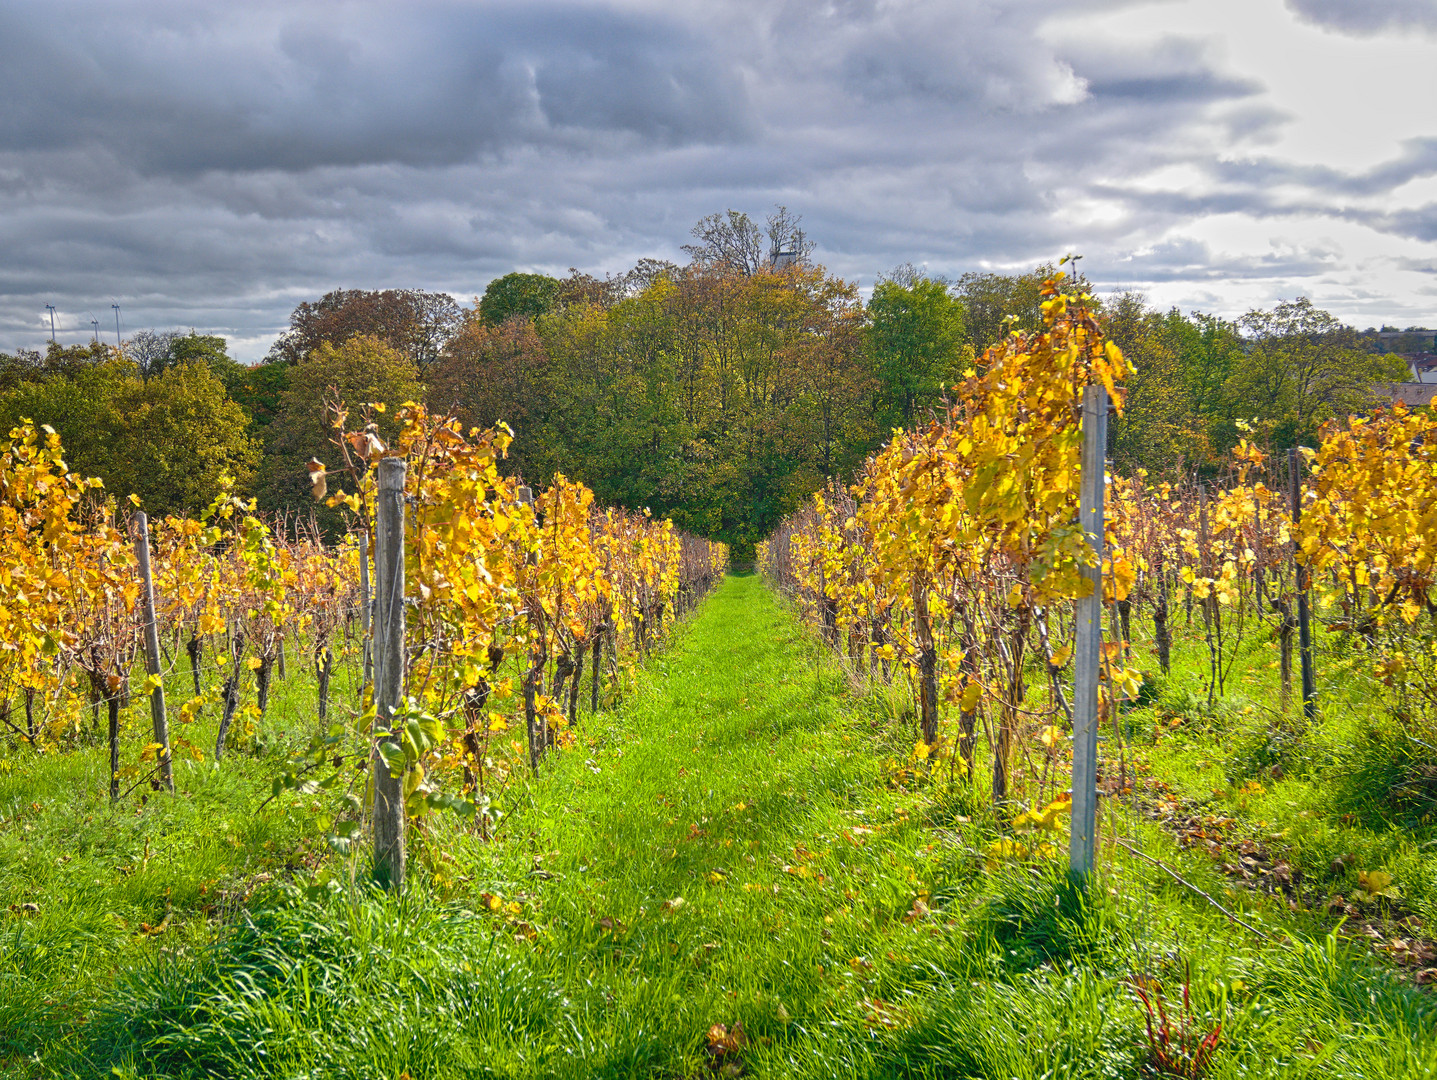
[447,569,921,1074]
[62,574,1437,1077]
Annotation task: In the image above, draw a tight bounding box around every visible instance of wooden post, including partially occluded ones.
[516,484,546,771]
[108,693,121,802]
[359,530,373,697]
[132,512,173,792]
[1288,449,1317,722]
[372,458,407,890]
[1069,385,1108,884]
[1198,483,1219,708]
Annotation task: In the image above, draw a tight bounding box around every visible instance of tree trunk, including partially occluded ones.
[993,611,1030,803]
[821,595,839,650]
[524,656,545,772]
[461,678,492,795]
[551,651,575,748]
[958,606,979,780]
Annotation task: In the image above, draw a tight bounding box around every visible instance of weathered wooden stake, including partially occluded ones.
[359,529,373,697]
[133,512,173,792]
[1288,448,1317,722]
[1069,385,1108,884]
[108,694,121,801]
[372,458,407,890]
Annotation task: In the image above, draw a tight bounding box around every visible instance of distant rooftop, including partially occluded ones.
[1378,383,1437,408]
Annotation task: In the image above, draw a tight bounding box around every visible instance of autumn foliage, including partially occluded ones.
[762,272,1437,815]
[0,404,724,824]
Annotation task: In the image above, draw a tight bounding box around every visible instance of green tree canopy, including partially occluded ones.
[260,335,424,525]
[1101,294,1208,476]
[0,354,138,481]
[1229,298,1408,449]
[127,330,243,383]
[866,271,968,430]
[0,341,114,393]
[478,273,562,325]
[427,313,552,479]
[952,266,1063,353]
[223,360,292,438]
[104,361,260,513]
[0,355,257,513]
[169,333,244,383]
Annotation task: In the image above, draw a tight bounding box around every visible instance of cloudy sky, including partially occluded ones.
[2,0,1435,362]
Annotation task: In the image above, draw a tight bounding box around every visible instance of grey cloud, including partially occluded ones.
[1065,35,1261,104]
[829,0,1089,111]
[1357,204,1437,244]
[1097,237,1344,287]
[1286,0,1437,34]
[0,0,1434,360]
[0,2,751,174]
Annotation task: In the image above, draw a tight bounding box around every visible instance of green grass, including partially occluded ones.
[1115,607,1437,925]
[5,575,1437,1077]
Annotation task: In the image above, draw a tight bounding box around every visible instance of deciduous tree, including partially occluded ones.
[478,273,561,325]
[268,289,460,367]
[261,335,424,526]
[867,272,968,429]
[1230,298,1407,448]
[105,361,259,513]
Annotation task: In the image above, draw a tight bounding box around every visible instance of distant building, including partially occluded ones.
[1400,353,1437,383]
[1377,382,1437,408]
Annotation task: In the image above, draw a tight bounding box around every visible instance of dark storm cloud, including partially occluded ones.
[0,2,750,173]
[1286,0,1437,34]
[0,0,1432,357]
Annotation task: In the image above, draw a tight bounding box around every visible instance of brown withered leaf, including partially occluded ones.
[307,458,327,501]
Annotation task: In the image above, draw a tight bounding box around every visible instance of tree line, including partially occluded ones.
[1,210,1409,556]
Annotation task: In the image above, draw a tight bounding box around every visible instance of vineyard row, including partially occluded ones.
[760,274,1435,854]
[0,403,727,877]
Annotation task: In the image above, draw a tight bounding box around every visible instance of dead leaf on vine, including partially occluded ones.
[307,458,327,501]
